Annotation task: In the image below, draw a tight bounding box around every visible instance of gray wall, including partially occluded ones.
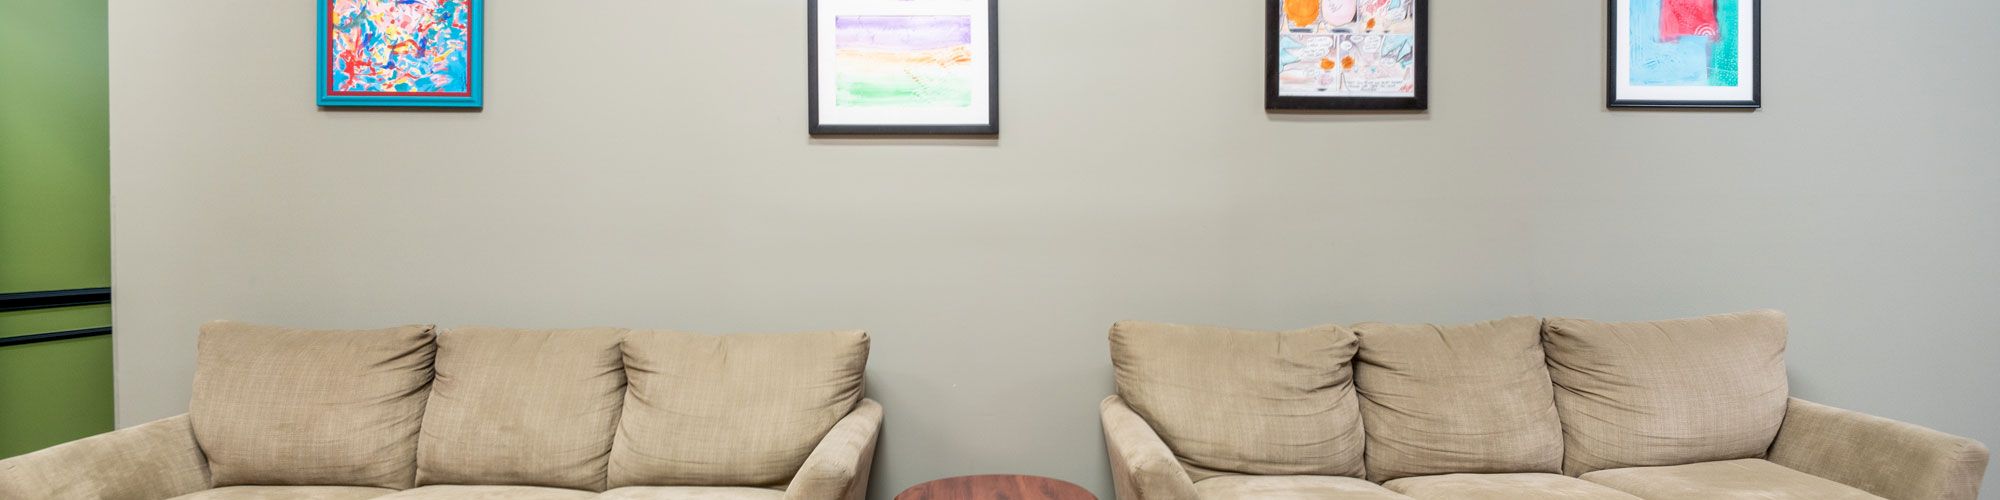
[109,1,2000,498]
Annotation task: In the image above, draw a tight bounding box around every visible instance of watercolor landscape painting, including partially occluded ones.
[1268,0,1426,110]
[1610,0,1759,108]
[317,0,482,107]
[835,16,976,108]
[811,0,997,135]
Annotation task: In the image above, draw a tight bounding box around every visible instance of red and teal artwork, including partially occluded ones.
[1630,0,1740,86]
[317,0,483,108]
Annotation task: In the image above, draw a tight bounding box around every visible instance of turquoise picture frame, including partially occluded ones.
[316,0,483,108]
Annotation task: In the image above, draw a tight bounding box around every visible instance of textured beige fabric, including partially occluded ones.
[1384,473,1640,499]
[1768,398,1991,500]
[1191,475,1408,499]
[0,415,211,500]
[1582,459,1884,500]
[418,327,627,491]
[1351,317,1562,482]
[372,485,598,499]
[783,399,884,500]
[1099,396,1199,500]
[611,330,869,488]
[600,486,785,500]
[1542,310,1790,476]
[1110,321,1366,479]
[168,486,397,500]
[192,321,436,488]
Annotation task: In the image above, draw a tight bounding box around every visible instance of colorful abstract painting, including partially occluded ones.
[811,0,997,134]
[1611,0,1758,107]
[317,0,482,108]
[835,16,975,108]
[1271,0,1424,108]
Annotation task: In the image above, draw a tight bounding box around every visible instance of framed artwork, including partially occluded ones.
[1609,0,1759,108]
[317,0,483,108]
[809,0,999,135]
[1267,0,1427,111]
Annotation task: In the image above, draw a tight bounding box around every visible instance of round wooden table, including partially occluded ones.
[895,474,1097,500]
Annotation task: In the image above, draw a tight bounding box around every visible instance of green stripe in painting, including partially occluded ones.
[836,73,973,108]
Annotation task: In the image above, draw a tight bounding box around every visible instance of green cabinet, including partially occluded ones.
[0,0,114,458]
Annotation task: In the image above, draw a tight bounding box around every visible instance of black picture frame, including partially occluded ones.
[808,0,1000,136]
[1265,0,1428,111]
[1607,0,1761,109]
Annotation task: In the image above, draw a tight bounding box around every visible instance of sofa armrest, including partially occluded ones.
[1768,398,1989,500]
[1101,396,1198,500]
[0,414,211,500]
[786,399,883,500]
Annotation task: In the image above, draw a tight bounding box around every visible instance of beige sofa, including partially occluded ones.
[1,322,882,500]
[1101,311,1990,500]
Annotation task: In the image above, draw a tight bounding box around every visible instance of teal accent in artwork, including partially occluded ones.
[1710,0,1740,86]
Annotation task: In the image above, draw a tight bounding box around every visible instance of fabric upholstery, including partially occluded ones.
[168,486,397,500]
[372,485,597,499]
[1542,310,1790,475]
[1582,459,1884,499]
[418,327,627,491]
[1099,396,1199,500]
[1768,398,1991,500]
[191,321,436,488]
[1110,321,1366,479]
[783,399,884,500]
[599,486,785,500]
[1351,317,1563,482]
[612,330,869,488]
[1191,475,1408,499]
[0,415,211,500]
[1384,473,1640,499]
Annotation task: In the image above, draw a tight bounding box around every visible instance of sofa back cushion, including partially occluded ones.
[609,330,869,488]
[1351,317,1564,482]
[190,321,436,489]
[1109,321,1366,479]
[416,327,628,491]
[1543,310,1790,476]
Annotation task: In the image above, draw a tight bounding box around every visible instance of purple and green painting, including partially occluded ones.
[833,16,975,108]
[1629,0,1739,86]
[326,0,473,96]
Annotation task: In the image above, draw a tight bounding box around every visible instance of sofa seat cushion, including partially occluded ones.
[596,486,785,499]
[191,321,437,489]
[1581,459,1885,500]
[1192,475,1409,499]
[418,327,629,491]
[1111,321,1367,479]
[1351,317,1564,482]
[374,485,598,499]
[1384,473,1641,499]
[611,330,869,488]
[169,486,398,500]
[1542,311,1791,475]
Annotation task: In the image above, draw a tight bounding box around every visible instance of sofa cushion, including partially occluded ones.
[1581,459,1886,500]
[1542,310,1790,475]
[610,330,869,488]
[1383,473,1640,499]
[168,486,397,500]
[1192,475,1409,499]
[1110,321,1366,479]
[417,327,627,491]
[1351,317,1563,482]
[598,486,785,500]
[191,321,435,489]
[372,485,597,499]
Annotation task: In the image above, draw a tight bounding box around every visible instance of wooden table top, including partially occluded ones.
[894,474,1097,500]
